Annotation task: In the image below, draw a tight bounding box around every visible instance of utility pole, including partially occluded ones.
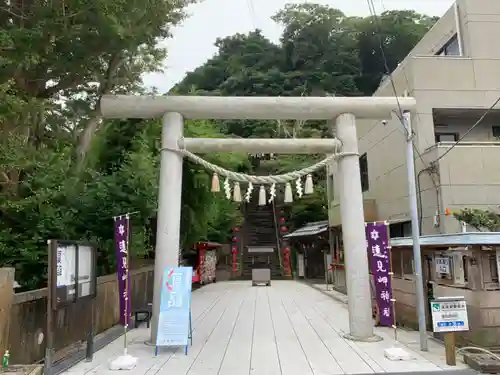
[403,111,428,351]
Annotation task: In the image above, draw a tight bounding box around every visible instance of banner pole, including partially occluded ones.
[113,214,127,355]
[124,214,130,355]
[385,221,398,342]
[109,213,138,370]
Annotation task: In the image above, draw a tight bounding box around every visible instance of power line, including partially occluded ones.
[366,0,430,353]
[245,0,257,30]
[366,0,405,127]
[432,96,500,164]
[369,0,500,167]
[365,0,437,186]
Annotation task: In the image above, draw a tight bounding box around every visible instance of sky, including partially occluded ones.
[142,0,455,93]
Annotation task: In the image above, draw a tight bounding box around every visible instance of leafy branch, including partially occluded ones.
[453,208,500,232]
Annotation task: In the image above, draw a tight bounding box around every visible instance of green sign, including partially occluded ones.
[431,303,441,312]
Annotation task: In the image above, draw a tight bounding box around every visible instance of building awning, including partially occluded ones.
[391,232,500,247]
[284,221,329,239]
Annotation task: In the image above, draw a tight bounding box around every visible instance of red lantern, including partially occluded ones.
[280,226,288,233]
[233,227,240,232]
[232,236,238,242]
[232,254,237,272]
[279,217,285,224]
[231,246,238,254]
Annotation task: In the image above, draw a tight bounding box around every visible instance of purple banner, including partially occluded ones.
[366,222,394,327]
[114,215,132,326]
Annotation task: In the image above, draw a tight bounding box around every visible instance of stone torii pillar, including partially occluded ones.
[101,95,416,344]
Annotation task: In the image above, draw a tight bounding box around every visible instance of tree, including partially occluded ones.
[172,3,437,230]
[0,1,438,289]
[355,10,439,94]
[1,0,194,164]
[273,3,360,96]
[453,208,500,232]
[0,0,252,290]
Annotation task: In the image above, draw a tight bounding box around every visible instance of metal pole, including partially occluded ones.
[123,214,130,355]
[85,302,94,362]
[44,240,55,375]
[324,250,328,291]
[403,111,428,351]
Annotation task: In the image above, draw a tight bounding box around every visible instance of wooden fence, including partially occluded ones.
[7,266,154,365]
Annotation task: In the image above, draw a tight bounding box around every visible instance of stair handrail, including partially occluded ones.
[271,199,284,274]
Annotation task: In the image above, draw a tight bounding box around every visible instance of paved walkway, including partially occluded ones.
[62,281,468,375]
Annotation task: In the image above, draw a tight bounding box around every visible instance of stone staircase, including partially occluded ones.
[240,190,283,279]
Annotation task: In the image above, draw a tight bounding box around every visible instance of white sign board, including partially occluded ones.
[78,245,93,297]
[56,243,93,296]
[435,257,451,274]
[430,299,469,333]
[56,244,76,288]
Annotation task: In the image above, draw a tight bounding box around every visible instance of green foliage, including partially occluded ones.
[453,208,500,232]
[0,0,250,290]
[174,3,435,230]
[355,10,439,94]
[0,0,437,289]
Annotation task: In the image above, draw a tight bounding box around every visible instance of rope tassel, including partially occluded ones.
[233,182,242,202]
[258,186,266,206]
[211,173,220,192]
[284,182,293,203]
[304,174,314,194]
[170,145,348,199]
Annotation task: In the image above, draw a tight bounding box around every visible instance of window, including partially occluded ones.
[389,221,412,238]
[436,34,460,56]
[435,132,458,143]
[492,126,500,138]
[359,153,369,192]
[484,253,499,284]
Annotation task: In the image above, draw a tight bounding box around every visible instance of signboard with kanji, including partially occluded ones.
[430,297,469,333]
[50,240,97,309]
[156,267,193,354]
[435,257,451,275]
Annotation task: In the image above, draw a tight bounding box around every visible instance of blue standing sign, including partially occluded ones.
[155,266,193,355]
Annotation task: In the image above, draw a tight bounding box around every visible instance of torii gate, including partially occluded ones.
[101,95,416,344]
